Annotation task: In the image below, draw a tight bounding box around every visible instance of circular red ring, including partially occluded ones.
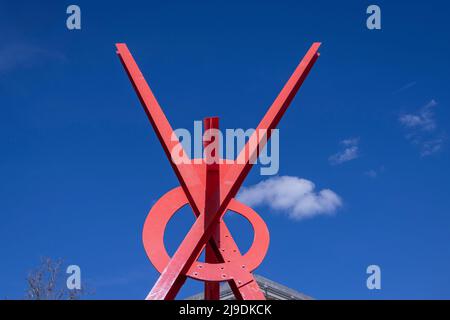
[142,186,269,282]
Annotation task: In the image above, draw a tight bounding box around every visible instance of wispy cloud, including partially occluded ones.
[420,137,444,157]
[399,100,445,156]
[364,166,385,178]
[238,176,342,220]
[399,99,437,131]
[364,170,377,178]
[393,81,417,94]
[0,43,65,73]
[329,137,360,165]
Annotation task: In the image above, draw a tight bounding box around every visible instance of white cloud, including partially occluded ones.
[399,100,444,156]
[238,176,342,220]
[399,99,437,131]
[364,166,384,178]
[341,137,359,146]
[329,137,360,165]
[421,137,444,157]
[364,170,377,178]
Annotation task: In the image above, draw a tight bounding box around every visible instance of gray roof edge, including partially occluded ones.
[185,274,313,300]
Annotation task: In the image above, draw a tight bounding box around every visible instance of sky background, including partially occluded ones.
[1,0,450,299]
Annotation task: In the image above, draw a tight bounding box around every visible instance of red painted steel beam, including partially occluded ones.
[201,118,266,300]
[203,117,221,300]
[224,42,321,200]
[116,43,205,215]
[146,43,320,300]
[116,42,321,300]
[116,44,266,300]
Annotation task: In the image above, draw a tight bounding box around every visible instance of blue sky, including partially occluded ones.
[1,0,450,299]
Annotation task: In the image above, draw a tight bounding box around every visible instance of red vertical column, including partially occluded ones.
[203,117,221,300]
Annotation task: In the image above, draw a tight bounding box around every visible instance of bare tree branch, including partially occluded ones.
[25,257,89,300]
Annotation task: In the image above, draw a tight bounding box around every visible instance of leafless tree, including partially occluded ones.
[25,257,87,300]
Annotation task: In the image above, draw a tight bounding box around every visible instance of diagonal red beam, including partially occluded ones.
[145,43,321,300]
[116,44,266,299]
[224,42,321,200]
[116,43,204,215]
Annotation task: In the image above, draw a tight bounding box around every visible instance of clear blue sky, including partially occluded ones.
[1,0,449,299]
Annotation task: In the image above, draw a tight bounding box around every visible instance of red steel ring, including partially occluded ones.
[142,186,269,282]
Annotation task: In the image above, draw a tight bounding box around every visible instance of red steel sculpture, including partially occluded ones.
[116,42,321,300]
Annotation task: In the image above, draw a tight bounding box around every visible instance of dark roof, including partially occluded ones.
[186,274,312,300]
